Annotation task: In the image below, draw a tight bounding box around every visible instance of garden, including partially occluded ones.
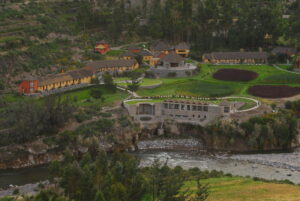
[135,64,300,99]
[213,68,258,82]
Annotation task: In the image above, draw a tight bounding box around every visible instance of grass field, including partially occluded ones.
[116,78,162,87]
[183,177,300,201]
[61,85,128,106]
[125,97,257,110]
[137,64,300,98]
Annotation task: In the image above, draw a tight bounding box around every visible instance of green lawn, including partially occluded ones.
[125,97,257,110]
[182,177,300,201]
[61,85,128,106]
[137,64,300,98]
[106,49,126,57]
[277,64,293,70]
[116,78,162,87]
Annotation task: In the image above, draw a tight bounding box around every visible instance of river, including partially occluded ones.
[1,139,300,194]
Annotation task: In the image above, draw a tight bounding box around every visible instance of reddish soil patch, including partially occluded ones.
[213,69,258,82]
[248,85,300,98]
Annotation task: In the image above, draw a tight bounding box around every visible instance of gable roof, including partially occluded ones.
[271,47,297,55]
[204,52,268,60]
[175,42,190,50]
[37,69,94,87]
[68,69,93,80]
[85,59,137,72]
[139,50,153,56]
[119,51,136,57]
[161,52,185,63]
[38,73,73,87]
[151,41,172,52]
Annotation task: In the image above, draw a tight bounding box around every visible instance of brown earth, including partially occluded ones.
[213,68,258,82]
[248,85,300,98]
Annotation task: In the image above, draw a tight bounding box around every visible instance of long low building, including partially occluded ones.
[124,99,235,126]
[19,69,95,94]
[19,59,139,94]
[84,59,139,73]
[203,52,268,64]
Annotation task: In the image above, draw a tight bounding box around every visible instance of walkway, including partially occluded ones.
[219,96,261,113]
[273,65,300,75]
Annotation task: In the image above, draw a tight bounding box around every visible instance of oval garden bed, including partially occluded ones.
[248,85,300,98]
[213,69,258,82]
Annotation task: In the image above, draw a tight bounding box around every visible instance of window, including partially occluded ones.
[198,106,203,111]
[187,105,191,111]
[192,105,197,111]
[164,103,168,109]
[198,115,201,118]
[30,82,34,87]
[203,106,208,112]
[174,104,179,110]
[181,105,185,110]
[224,107,230,113]
[169,104,174,109]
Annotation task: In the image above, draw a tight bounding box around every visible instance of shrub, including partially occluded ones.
[12,188,19,195]
[90,88,103,99]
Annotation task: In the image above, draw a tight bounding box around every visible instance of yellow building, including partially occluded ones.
[85,59,139,73]
[119,51,136,60]
[174,42,190,57]
[37,69,94,92]
[139,50,153,61]
[150,41,171,55]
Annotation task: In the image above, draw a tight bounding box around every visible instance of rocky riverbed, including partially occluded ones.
[2,139,300,197]
[137,138,203,150]
[136,151,300,184]
[135,139,300,184]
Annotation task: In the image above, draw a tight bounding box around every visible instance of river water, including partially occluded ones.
[1,139,300,191]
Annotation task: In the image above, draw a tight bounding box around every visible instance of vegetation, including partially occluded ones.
[0,95,74,146]
[137,64,300,98]
[197,111,298,150]
[47,152,209,201]
[183,177,300,201]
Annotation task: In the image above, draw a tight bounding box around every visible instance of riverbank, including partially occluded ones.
[2,139,300,197]
[136,150,300,184]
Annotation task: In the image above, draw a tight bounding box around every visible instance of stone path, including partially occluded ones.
[273,64,300,75]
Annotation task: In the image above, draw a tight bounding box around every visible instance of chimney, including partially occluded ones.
[259,47,263,52]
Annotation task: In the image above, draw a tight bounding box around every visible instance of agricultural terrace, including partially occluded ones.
[125,97,258,111]
[182,177,300,201]
[136,64,300,99]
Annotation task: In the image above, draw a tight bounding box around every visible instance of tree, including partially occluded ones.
[103,72,116,92]
[188,179,209,201]
[90,88,104,100]
[127,77,140,92]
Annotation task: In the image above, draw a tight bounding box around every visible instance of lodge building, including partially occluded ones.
[84,59,139,73]
[203,52,268,64]
[19,59,139,94]
[19,69,94,94]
